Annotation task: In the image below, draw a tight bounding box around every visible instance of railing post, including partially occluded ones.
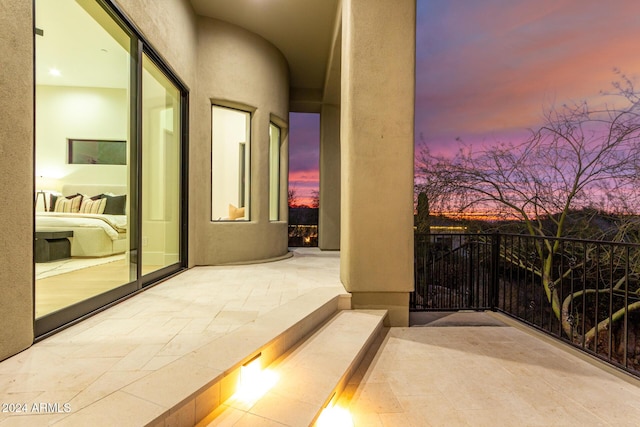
[490,232,500,311]
[468,239,474,308]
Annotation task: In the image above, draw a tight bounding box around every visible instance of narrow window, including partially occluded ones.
[269,122,281,221]
[211,105,251,221]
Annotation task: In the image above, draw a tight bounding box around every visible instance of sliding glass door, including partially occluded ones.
[35,0,134,323]
[141,54,182,277]
[34,0,187,336]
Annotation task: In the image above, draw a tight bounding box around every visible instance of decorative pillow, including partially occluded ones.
[49,194,59,212]
[50,193,80,212]
[103,194,127,215]
[228,204,246,220]
[79,197,107,214]
[54,194,83,213]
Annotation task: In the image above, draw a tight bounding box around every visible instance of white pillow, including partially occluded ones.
[79,197,107,214]
[54,195,83,213]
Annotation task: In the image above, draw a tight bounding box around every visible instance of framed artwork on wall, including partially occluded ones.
[67,139,126,165]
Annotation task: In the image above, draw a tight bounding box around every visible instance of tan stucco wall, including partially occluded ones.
[340,0,416,325]
[115,0,198,86]
[0,0,35,360]
[319,104,341,250]
[193,18,290,265]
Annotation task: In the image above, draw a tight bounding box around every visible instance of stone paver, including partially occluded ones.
[342,313,640,427]
[0,249,343,426]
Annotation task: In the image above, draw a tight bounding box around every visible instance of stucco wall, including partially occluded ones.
[340,0,416,326]
[114,0,198,87]
[319,104,341,250]
[0,0,35,360]
[194,17,290,265]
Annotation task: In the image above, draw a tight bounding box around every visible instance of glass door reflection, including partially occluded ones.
[140,54,181,276]
[34,0,133,318]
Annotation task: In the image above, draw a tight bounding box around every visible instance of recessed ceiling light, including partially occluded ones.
[49,68,61,77]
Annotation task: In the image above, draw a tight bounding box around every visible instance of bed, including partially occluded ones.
[35,184,128,258]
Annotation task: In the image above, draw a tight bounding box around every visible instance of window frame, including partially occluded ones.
[210,103,253,222]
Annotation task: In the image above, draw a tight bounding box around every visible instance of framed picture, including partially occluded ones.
[68,139,126,165]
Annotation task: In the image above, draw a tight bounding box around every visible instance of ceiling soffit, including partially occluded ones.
[190,0,340,107]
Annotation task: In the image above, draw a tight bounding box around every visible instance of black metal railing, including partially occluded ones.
[288,225,318,247]
[412,233,494,311]
[412,232,640,377]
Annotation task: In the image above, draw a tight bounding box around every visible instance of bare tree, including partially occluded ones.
[310,190,319,209]
[288,187,298,208]
[414,134,461,225]
[417,75,640,341]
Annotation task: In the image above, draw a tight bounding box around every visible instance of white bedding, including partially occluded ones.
[36,212,127,240]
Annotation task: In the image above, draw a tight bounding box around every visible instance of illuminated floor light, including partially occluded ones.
[316,404,354,427]
[234,354,279,404]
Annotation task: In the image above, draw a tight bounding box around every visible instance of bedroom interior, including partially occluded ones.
[35,0,183,320]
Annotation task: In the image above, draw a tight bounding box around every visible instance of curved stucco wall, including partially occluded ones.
[194,17,290,265]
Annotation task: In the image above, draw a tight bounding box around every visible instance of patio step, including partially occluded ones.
[200,309,387,426]
[53,287,349,427]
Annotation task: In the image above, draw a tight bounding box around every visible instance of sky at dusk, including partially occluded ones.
[416,0,640,156]
[288,112,319,206]
[288,0,640,205]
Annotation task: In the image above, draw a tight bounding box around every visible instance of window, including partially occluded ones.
[269,122,281,221]
[211,105,251,221]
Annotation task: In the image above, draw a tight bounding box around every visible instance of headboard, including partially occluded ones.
[61,184,127,197]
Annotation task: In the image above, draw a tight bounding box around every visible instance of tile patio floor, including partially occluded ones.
[2,248,640,426]
[343,312,640,426]
[0,248,344,426]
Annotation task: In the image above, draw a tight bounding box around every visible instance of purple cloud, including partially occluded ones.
[415,0,640,156]
[288,112,320,201]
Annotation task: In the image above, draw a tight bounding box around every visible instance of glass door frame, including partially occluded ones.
[35,0,189,338]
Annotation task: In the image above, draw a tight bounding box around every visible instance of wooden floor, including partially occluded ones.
[35,259,161,317]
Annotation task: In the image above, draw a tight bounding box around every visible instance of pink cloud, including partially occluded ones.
[416,0,640,157]
[288,113,320,202]
[288,169,319,205]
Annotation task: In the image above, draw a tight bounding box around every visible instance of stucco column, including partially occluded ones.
[319,104,341,250]
[340,0,415,326]
[0,0,35,360]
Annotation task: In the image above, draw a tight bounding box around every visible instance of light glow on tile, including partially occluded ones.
[234,356,279,404]
[315,404,354,427]
[49,68,61,76]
